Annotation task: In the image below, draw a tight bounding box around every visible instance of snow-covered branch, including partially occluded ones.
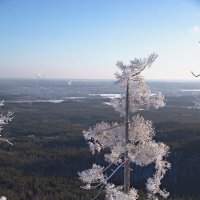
[79,161,125,190]
[112,81,165,116]
[0,101,13,200]
[83,122,125,163]
[105,184,138,200]
[0,101,13,145]
[146,158,171,200]
[115,53,158,86]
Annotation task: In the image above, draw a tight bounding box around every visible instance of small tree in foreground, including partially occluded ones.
[0,101,13,200]
[0,101,13,145]
[78,53,170,200]
[191,71,200,109]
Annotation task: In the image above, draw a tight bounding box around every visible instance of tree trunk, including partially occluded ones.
[124,82,130,194]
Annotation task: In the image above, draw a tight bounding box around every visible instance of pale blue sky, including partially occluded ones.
[0,0,200,80]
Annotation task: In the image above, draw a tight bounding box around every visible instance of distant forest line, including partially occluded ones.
[0,97,200,199]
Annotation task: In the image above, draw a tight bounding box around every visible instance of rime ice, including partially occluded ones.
[78,54,170,200]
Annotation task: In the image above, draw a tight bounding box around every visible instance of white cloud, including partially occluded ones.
[189,25,200,34]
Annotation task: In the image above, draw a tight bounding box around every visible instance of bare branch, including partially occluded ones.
[91,185,104,200]
[90,161,125,189]
[104,161,125,184]
[96,123,124,135]
[103,163,113,172]
[191,71,200,77]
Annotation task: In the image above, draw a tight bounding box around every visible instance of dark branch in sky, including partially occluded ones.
[191,71,200,77]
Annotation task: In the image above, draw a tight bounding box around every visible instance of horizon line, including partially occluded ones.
[0,77,199,82]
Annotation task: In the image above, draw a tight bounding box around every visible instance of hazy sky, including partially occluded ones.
[0,0,200,80]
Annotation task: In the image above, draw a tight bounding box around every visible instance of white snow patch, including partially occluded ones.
[180,89,200,92]
[7,100,65,103]
[90,94,121,99]
[103,102,112,106]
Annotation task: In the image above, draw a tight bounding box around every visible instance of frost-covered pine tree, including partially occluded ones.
[0,101,13,200]
[191,71,200,109]
[0,101,13,145]
[79,53,170,200]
